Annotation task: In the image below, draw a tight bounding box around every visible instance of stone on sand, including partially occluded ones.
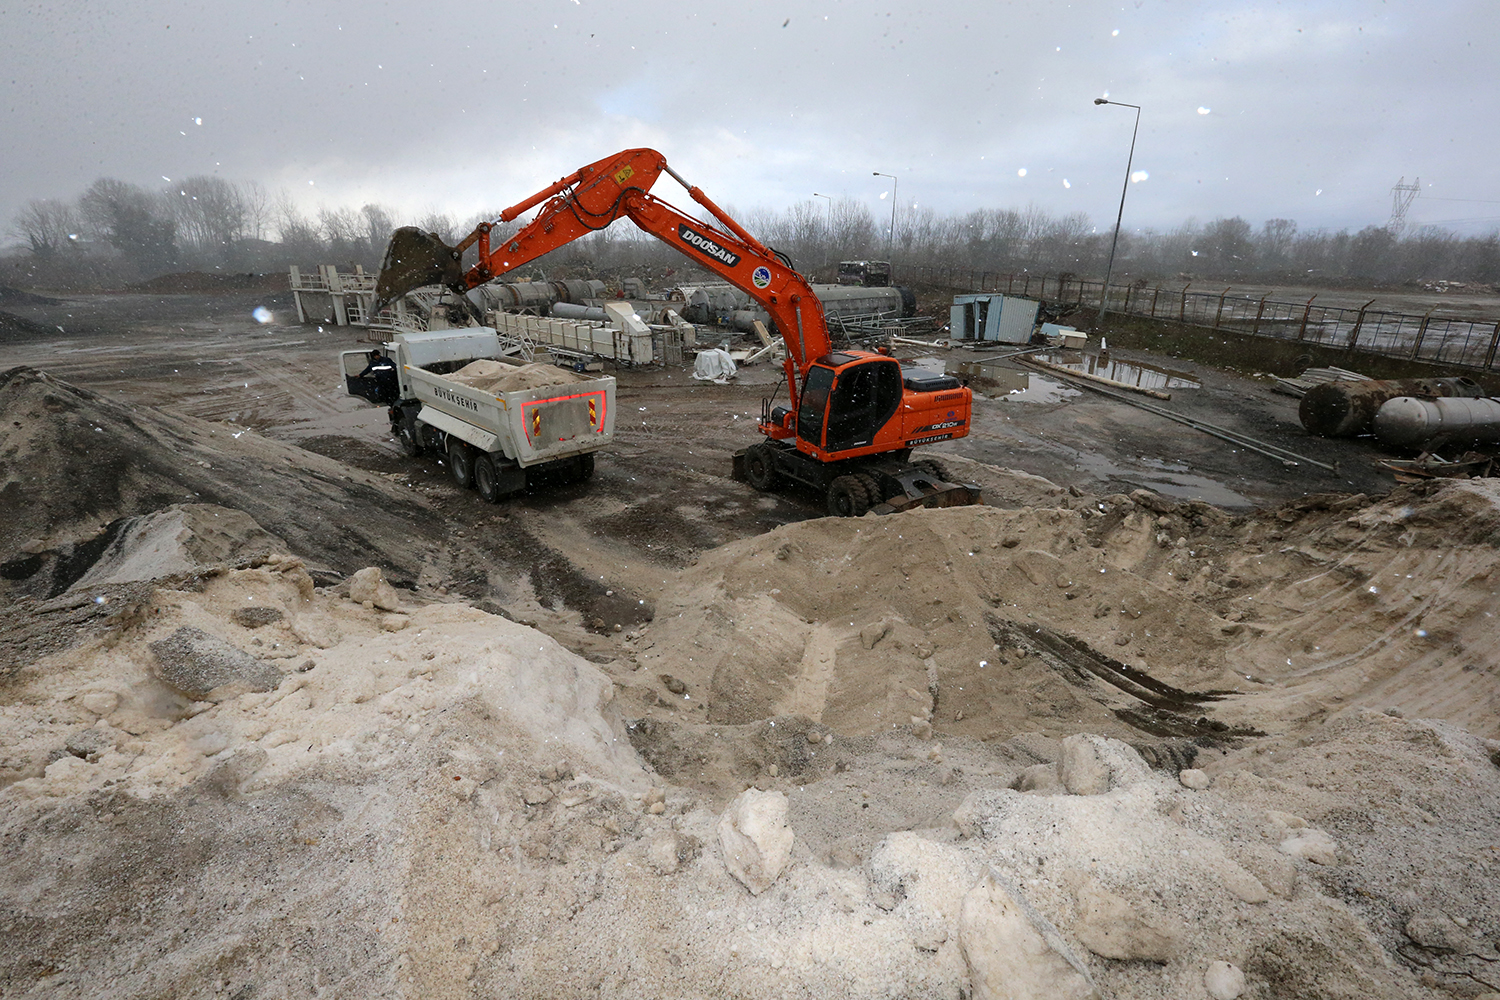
[1059,734,1149,795]
[1279,827,1338,865]
[1072,883,1184,962]
[348,566,401,611]
[1178,767,1210,790]
[958,870,1097,1000]
[1205,960,1246,999]
[717,788,794,895]
[148,627,282,700]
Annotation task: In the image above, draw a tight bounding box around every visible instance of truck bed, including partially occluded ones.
[406,361,615,467]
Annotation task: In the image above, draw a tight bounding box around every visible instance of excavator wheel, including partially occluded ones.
[473,454,501,502]
[855,471,886,504]
[826,475,871,518]
[744,444,778,491]
[914,458,953,483]
[447,440,475,488]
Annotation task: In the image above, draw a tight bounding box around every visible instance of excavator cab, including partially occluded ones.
[798,355,903,456]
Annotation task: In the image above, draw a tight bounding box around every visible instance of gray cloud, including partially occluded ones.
[4,0,1497,241]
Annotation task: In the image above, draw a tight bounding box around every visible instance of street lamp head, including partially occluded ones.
[1094,98,1109,105]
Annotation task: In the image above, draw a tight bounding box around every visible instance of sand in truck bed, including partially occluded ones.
[442,358,590,394]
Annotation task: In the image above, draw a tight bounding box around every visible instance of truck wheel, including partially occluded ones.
[474,454,501,502]
[398,420,422,457]
[745,445,778,491]
[827,475,870,517]
[577,453,595,481]
[447,441,474,488]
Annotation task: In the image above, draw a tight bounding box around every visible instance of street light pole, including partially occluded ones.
[873,171,898,266]
[812,192,833,279]
[1093,97,1141,333]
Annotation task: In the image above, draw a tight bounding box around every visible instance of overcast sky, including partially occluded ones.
[4,0,1498,244]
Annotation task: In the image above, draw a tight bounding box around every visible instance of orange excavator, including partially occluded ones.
[374,148,979,516]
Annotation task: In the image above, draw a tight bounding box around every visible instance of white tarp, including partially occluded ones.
[692,348,737,383]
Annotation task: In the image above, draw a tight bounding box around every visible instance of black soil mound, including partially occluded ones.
[129,272,288,294]
[0,311,54,342]
[0,286,62,306]
[0,366,442,582]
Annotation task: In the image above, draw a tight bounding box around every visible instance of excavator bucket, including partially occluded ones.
[373,226,465,311]
[871,481,984,514]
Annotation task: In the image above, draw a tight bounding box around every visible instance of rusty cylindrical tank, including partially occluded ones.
[1373,396,1500,450]
[1299,377,1484,437]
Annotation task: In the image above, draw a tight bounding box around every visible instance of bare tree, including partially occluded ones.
[9,198,80,260]
[1260,218,1297,271]
[273,189,323,262]
[1346,225,1398,280]
[359,203,395,260]
[168,176,248,261]
[1198,217,1256,276]
[77,178,179,275]
[414,211,458,244]
[828,198,876,264]
[240,181,272,242]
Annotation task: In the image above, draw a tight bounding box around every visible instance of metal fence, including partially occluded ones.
[905,265,1500,372]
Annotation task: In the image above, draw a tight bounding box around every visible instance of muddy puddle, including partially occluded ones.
[1072,451,1253,507]
[1033,352,1201,391]
[926,356,1082,403]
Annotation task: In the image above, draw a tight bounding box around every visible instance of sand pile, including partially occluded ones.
[2,519,1496,998]
[618,479,1500,743]
[0,286,62,306]
[3,364,1500,997]
[444,359,588,394]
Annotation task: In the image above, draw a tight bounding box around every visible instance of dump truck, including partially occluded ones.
[341,327,616,501]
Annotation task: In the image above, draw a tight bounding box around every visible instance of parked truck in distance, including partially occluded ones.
[342,328,616,502]
[837,260,891,287]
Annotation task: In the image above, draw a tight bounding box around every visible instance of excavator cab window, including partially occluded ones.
[825,360,902,453]
[797,365,836,445]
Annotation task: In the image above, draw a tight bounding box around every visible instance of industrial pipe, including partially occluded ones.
[466,278,607,315]
[1299,377,1485,438]
[550,302,611,323]
[552,300,655,324]
[1373,396,1500,450]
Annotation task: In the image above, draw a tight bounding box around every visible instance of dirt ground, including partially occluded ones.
[3,287,1500,1000]
[0,285,1406,664]
[0,288,1395,511]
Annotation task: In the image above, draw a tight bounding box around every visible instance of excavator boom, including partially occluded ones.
[376,150,829,400]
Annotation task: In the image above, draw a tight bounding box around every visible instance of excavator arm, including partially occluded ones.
[377,148,830,413]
